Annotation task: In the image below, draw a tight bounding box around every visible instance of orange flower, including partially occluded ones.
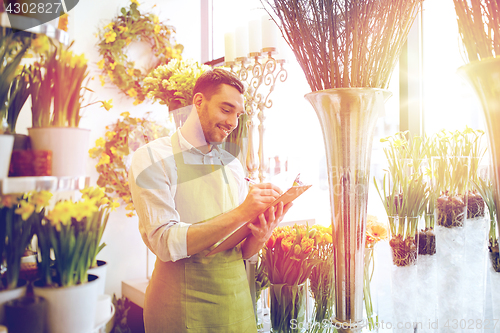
[293,244,301,255]
[266,235,275,249]
[301,237,314,254]
[281,238,293,253]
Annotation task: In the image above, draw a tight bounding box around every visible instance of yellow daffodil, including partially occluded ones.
[109,62,117,70]
[131,0,140,6]
[96,137,106,147]
[104,31,117,43]
[110,146,117,155]
[154,25,161,34]
[127,88,137,97]
[106,131,117,141]
[125,203,134,211]
[88,147,100,157]
[74,199,99,222]
[120,112,130,118]
[15,201,35,221]
[104,22,114,30]
[30,191,53,212]
[128,68,135,76]
[97,59,105,70]
[126,212,135,218]
[98,153,111,166]
[152,15,159,24]
[133,99,141,105]
[100,99,113,111]
[47,201,74,227]
[118,26,128,33]
[109,199,120,212]
[107,70,114,81]
[99,75,106,86]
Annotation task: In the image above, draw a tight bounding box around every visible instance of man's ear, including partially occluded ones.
[193,92,203,110]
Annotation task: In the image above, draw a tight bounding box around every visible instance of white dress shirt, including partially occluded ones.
[128,129,247,262]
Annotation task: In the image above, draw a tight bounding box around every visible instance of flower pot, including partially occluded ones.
[33,274,99,333]
[12,133,30,150]
[88,260,107,295]
[5,295,46,333]
[0,134,14,179]
[27,127,90,177]
[269,283,306,333]
[0,279,27,325]
[305,88,392,330]
[9,150,52,177]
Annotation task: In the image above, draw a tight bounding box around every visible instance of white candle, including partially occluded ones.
[261,15,279,50]
[224,32,236,63]
[248,20,262,54]
[277,35,291,61]
[235,26,249,58]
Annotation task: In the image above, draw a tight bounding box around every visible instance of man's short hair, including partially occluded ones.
[193,68,244,100]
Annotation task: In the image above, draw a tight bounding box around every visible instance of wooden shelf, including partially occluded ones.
[0,176,90,194]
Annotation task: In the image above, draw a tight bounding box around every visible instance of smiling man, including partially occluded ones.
[129,68,292,332]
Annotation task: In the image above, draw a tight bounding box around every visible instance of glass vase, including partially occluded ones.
[305,88,391,332]
[389,215,419,333]
[269,283,307,333]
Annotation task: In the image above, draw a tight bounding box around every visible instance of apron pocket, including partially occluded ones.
[184,260,254,329]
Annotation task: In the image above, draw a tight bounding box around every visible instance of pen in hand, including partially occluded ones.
[244,177,257,185]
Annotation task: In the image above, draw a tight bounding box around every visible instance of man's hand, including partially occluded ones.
[238,183,283,221]
[247,201,293,244]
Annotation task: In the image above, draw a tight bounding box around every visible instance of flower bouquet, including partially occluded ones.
[263,224,321,333]
[89,112,170,218]
[35,186,118,287]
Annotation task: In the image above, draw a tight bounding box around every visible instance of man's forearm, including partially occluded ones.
[186,206,248,256]
[241,234,265,259]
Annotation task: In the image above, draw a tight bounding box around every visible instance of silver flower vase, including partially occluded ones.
[305,88,392,332]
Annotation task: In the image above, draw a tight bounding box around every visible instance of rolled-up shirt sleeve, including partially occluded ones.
[128,139,191,262]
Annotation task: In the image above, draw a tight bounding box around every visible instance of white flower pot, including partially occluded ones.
[0,279,27,325]
[0,134,14,179]
[33,274,99,333]
[88,260,107,295]
[27,127,90,177]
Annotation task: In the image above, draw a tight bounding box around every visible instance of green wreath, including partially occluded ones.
[96,0,183,104]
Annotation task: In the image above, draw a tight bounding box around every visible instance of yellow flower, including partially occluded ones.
[118,26,128,33]
[109,199,120,212]
[127,88,137,98]
[96,137,106,147]
[125,203,134,211]
[81,186,105,202]
[126,212,135,218]
[47,201,74,227]
[107,70,114,81]
[106,131,117,141]
[125,37,132,46]
[109,62,117,70]
[104,22,114,30]
[120,112,130,118]
[133,98,141,105]
[110,146,117,155]
[15,201,35,221]
[98,153,111,166]
[293,244,301,255]
[131,0,140,6]
[128,68,135,76]
[152,15,159,24]
[97,59,105,69]
[99,75,106,86]
[31,35,49,54]
[74,199,98,222]
[154,25,161,34]
[100,99,113,111]
[30,191,53,211]
[104,31,117,43]
[88,147,100,157]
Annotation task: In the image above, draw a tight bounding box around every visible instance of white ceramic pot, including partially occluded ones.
[88,260,107,295]
[0,134,14,179]
[0,279,27,325]
[33,274,99,333]
[27,127,90,177]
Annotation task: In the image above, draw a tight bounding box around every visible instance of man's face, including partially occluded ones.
[197,84,245,144]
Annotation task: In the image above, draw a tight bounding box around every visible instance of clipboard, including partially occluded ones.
[206,184,312,256]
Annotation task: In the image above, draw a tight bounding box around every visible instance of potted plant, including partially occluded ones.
[32,186,117,333]
[89,112,171,218]
[0,32,31,178]
[27,42,112,177]
[0,191,51,325]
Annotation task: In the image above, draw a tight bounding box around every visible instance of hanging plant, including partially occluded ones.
[96,0,183,105]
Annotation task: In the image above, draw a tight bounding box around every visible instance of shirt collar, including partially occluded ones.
[177,128,222,157]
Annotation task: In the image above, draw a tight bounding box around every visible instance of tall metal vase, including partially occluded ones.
[459,57,500,242]
[305,88,392,332]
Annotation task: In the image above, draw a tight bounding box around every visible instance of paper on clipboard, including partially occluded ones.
[206,184,312,256]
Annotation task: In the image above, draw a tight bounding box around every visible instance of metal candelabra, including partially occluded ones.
[226,47,288,183]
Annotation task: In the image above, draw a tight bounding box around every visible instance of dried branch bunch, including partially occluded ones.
[454,0,500,62]
[261,0,422,91]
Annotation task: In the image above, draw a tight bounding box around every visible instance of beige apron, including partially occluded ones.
[143,132,257,333]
